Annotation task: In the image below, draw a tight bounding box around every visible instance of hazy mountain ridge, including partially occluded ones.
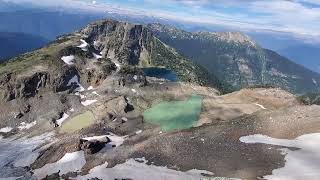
[148,23,320,94]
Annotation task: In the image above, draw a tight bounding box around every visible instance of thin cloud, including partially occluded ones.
[4,0,320,43]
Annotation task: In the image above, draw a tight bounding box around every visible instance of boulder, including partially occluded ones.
[78,139,109,154]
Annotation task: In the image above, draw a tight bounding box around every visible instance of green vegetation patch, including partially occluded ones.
[143,95,203,132]
[61,111,95,133]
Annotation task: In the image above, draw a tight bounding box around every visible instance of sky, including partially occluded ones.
[4,0,320,43]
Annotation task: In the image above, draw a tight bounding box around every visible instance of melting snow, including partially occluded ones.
[240,133,320,179]
[114,62,121,72]
[0,132,54,171]
[92,91,100,96]
[82,135,109,142]
[34,151,86,180]
[87,86,94,90]
[67,75,85,92]
[77,39,89,51]
[93,53,102,59]
[121,117,128,122]
[77,158,215,180]
[0,127,13,133]
[82,133,126,149]
[81,99,98,106]
[61,55,75,65]
[254,103,267,110]
[107,133,127,147]
[17,121,36,130]
[56,113,69,126]
[75,92,86,99]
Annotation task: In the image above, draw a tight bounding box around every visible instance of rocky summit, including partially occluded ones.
[1,19,320,180]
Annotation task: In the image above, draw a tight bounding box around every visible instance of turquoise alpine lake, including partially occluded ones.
[143,95,203,131]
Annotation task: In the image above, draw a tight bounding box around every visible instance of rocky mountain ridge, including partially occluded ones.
[148,23,320,94]
[1,19,320,180]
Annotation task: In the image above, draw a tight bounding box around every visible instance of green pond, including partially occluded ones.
[143,95,203,131]
[61,111,95,133]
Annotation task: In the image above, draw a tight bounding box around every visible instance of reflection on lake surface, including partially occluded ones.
[142,67,178,82]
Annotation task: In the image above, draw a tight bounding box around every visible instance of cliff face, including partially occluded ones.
[78,19,222,88]
[0,20,209,101]
[80,20,153,66]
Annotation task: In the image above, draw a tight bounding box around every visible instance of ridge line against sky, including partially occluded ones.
[3,0,320,43]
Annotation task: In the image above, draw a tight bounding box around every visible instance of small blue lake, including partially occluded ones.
[142,67,178,82]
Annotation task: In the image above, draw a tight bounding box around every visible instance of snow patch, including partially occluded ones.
[67,75,85,92]
[17,121,36,130]
[114,62,121,72]
[77,39,89,51]
[133,75,138,80]
[0,132,55,170]
[82,135,109,142]
[136,130,143,135]
[312,78,317,85]
[93,53,102,59]
[240,133,320,179]
[82,133,126,149]
[0,127,13,133]
[81,99,98,106]
[92,91,100,96]
[121,117,128,122]
[34,151,86,180]
[254,103,267,110]
[131,89,137,93]
[87,86,94,90]
[56,113,69,126]
[61,55,75,65]
[77,158,216,180]
[107,133,127,147]
[75,92,86,99]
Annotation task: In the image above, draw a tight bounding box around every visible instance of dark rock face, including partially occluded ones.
[81,20,153,65]
[59,46,93,59]
[78,138,109,154]
[118,65,147,87]
[85,59,117,86]
[1,72,49,101]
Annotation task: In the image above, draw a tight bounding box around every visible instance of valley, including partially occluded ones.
[0,19,319,180]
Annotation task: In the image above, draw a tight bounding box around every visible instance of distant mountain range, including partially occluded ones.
[277,45,320,73]
[0,1,318,80]
[0,32,49,60]
[1,19,319,94]
[148,23,320,94]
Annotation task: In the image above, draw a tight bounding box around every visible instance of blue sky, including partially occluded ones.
[5,0,320,42]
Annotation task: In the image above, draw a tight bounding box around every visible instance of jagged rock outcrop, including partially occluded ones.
[0,72,49,101]
[81,20,153,65]
[78,138,109,154]
[79,19,222,88]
